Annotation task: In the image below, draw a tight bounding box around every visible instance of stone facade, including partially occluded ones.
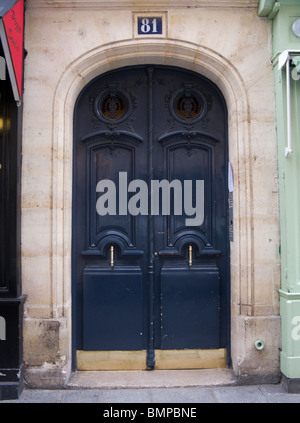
[22,0,281,387]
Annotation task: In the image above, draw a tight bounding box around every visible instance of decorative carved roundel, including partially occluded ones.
[94,87,132,124]
[170,86,207,124]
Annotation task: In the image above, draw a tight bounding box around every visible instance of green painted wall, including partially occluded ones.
[258,0,300,379]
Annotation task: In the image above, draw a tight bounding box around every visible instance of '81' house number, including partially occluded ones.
[137,17,163,35]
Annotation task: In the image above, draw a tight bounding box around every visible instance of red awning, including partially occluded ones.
[0,0,24,102]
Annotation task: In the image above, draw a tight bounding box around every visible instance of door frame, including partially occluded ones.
[49,39,252,377]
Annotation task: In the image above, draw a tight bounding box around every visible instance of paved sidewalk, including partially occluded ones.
[1,370,300,403]
[1,383,300,403]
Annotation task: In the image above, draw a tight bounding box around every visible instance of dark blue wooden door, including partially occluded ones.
[73,66,229,368]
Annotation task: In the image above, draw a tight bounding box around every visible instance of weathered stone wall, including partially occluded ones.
[22,0,280,386]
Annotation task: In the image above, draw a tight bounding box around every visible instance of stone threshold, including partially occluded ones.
[67,368,237,390]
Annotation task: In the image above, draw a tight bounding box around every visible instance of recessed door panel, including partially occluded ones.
[160,266,220,349]
[89,143,137,246]
[164,142,212,240]
[82,267,144,350]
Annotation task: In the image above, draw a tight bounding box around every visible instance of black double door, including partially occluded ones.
[73,65,229,368]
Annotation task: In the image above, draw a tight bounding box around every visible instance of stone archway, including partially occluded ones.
[28,39,253,385]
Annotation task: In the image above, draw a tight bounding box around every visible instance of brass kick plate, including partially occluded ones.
[76,349,227,371]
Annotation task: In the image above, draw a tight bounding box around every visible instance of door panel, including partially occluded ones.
[158,141,212,244]
[89,143,137,247]
[73,65,229,369]
[161,266,220,349]
[82,267,143,350]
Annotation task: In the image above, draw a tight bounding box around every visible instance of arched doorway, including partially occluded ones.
[72,65,229,370]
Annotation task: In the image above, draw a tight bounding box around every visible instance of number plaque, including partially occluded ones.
[137,17,163,35]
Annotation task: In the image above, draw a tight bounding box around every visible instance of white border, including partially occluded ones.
[133,12,167,39]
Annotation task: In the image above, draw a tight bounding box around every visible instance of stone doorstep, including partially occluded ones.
[67,368,238,390]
